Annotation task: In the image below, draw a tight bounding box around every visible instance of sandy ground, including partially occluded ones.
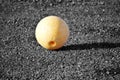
[0,0,120,80]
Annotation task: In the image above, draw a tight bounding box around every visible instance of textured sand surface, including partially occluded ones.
[0,0,120,80]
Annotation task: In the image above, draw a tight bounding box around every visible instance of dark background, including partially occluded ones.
[0,0,120,80]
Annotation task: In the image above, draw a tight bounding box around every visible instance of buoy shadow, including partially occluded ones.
[61,42,120,51]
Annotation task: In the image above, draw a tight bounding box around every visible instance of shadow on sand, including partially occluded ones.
[60,42,120,51]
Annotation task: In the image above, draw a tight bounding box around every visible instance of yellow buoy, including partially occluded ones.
[35,16,69,50]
